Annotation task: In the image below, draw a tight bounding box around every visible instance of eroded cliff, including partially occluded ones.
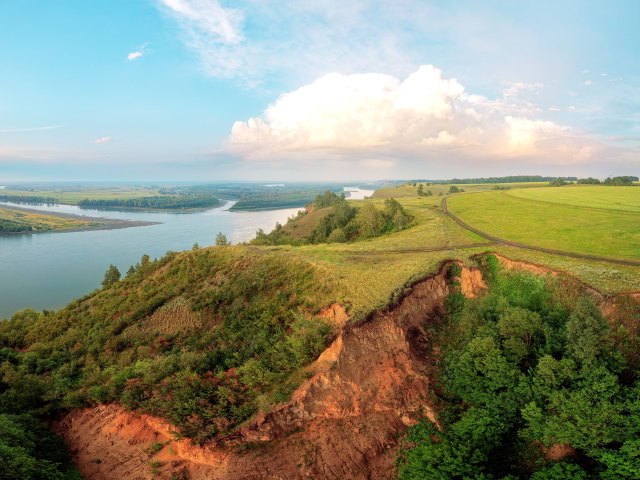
[56,261,486,480]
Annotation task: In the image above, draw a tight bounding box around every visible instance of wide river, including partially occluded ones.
[0,186,373,319]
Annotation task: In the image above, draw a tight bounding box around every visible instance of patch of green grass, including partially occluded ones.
[507,185,640,213]
[487,247,640,294]
[372,182,550,199]
[1,186,162,205]
[447,190,640,261]
[0,206,96,233]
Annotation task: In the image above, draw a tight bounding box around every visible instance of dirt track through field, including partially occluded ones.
[341,242,495,255]
[441,197,640,267]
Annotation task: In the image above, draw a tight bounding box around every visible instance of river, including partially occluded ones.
[0,186,375,319]
[0,202,303,319]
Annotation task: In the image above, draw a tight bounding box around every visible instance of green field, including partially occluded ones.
[0,206,97,233]
[507,185,640,212]
[251,188,640,316]
[372,182,549,199]
[0,206,154,234]
[447,189,640,262]
[0,185,162,204]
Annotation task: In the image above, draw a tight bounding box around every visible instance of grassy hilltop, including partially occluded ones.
[1,180,640,478]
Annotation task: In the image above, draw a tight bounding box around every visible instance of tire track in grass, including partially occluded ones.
[441,197,640,267]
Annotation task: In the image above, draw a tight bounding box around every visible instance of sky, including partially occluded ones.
[1,0,639,182]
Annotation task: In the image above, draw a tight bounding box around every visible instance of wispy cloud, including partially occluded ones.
[127,51,143,60]
[158,0,245,78]
[0,125,62,133]
[156,1,432,84]
[127,43,148,61]
[94,137,113,144]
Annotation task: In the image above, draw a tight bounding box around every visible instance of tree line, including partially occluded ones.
[0,195,57,206]
[0,219,34,233]
[578,176,638,186]
[426,176,578,184]
[78,195,222,210]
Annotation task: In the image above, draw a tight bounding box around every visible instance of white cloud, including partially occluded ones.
[228,65,599,165]
[584,80,593,86]
[94,137,112,144]
[127,51,143,61]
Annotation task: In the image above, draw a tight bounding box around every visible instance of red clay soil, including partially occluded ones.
[55,262,486,480]
[542,443,576,461]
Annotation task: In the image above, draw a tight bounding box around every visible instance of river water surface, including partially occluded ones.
[0,186,374,319]
[0,202,303,319]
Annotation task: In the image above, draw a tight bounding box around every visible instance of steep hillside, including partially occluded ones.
[54,261,486,479]
[0,247,341,443]
[50,256,640,479]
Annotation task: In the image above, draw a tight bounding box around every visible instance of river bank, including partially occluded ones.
[0,204,158,235]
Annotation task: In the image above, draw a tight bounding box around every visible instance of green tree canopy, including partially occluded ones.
[101,264,121,287]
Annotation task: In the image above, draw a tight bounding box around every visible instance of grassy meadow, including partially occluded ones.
[446,189,640,262]
[507,185,640,212]
[0,185,161,205]
[372,181,549,198]
[0,206,97,233]
[250,185,640,318]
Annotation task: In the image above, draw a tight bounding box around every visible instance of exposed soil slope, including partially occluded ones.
[56,262,486,480]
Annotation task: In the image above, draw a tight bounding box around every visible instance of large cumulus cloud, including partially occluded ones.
[228,65,599,165]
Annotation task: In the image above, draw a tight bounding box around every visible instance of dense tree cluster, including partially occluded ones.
[77,195,221,210]
[0,195,57,206]
[0,219,34,233]
[0,414,81,479]
[398,257,640,479]
[577,177,602,184]
[252,192,412,245]
[549,178,569,187]
[577,176,638,186]
[603,176,638,186]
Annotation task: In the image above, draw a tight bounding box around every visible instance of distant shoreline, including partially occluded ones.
[0,204,159,235]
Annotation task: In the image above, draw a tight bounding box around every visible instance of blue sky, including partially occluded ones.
[1,0,639,181]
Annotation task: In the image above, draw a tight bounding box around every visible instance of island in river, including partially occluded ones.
[0,204,157,234]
